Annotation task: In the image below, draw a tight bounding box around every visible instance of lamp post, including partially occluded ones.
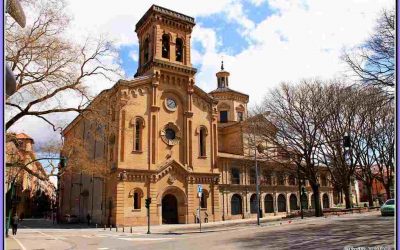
[145,198,151,234]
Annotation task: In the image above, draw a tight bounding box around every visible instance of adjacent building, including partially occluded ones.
[6,133,57,218]
[59,5,334,226]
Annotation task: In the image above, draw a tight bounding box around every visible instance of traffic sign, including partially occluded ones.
[197,184,202,193]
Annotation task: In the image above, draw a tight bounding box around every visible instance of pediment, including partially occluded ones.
[157,159,189,176]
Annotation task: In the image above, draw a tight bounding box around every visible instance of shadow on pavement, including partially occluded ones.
[19,218,96,229]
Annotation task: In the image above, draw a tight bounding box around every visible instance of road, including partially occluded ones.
[7,212,394,250]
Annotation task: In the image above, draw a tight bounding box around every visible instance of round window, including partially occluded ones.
[165,128,176,140]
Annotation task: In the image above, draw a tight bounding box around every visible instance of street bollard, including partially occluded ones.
[116,225,118,232]
[104,224,106,230]
[96,224,98,228]
[109,224,112,231]
[130,226,132,233]
[123,225,124,232]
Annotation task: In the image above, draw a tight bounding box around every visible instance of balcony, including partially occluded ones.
[231,177,240,185]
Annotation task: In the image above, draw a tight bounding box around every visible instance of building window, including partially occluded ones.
[175,38,183,62]
[250,194,258,214]
[263,172,272,185]
[231,168,240,184]
[290,194,298,210]
[250,168,256,184]
[278,194,286,212]
[231,194,242,215]
[277,173,285,186]
[162,34,170,59]
[320,174,327,187]
[199,127,207,157]
[220,111,228,123]
[133,118,144,152]
[264,194,274,213]
[143,37,150,63]
[200,191,207,208]
[134,193,140,209]
[237,112,243,121]
[288,175,296,186]
[133,189,143,210]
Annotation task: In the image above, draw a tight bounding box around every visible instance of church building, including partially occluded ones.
[59,5,334,226]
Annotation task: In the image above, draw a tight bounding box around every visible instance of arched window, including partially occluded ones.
[143,37,150,63]
[288,175,296,186]
[320,174,327,187]
[323,193,329,208]
[199,127,207,157]
[278,194,286,212]
[175,38,183,62]
[250,168,256,184]
[133,118,144,152]
[162,34,170,59]
[231,194,242,215]
[277,173,285,186]
[201,190,208,208]
[250,194,258,214]
[290,194,298,210]
[263,171,272,185]
[231,167,240,184]
[133,189,143,210]
[264,194,274,213]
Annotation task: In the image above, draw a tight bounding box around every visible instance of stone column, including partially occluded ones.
[273,192,278,215]
[286,193,291,213]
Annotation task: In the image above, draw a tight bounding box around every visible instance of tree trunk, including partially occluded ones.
[366,183,373,207]
[343,187,352,209]
[311,184,323,217]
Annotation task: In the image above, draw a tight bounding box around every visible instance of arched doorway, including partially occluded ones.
[323,193,330,208]
[250,194,257,214]
[231,194,242,215]
[278,194,286,212]
[264,194,274,213]
[290,194,298,210]
[162,194,178,224]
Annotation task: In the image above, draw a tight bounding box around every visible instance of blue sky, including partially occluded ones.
[117,1,276,78]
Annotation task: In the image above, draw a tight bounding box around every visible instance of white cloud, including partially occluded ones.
[129,50,139,62]
[193,0,394,106]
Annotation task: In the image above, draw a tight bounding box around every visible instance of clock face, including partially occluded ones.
[166,98,177,109]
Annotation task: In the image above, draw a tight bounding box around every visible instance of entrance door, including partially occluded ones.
[162,194,178,224]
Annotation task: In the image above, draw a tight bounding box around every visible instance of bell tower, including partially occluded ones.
[216,61,230,89]
[134,5,197,77]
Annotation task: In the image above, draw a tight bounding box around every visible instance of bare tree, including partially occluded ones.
[371,100,395,200]
[342,8,395,98]
[259,80,328,217]
[5,0,121,131]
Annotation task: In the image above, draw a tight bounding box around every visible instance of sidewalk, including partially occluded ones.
[122,214,285,234]
[6,236,25,250]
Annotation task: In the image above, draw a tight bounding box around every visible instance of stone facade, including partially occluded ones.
[59,5,334,226]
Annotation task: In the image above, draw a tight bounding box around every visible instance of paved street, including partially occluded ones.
[7,212,394,250]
